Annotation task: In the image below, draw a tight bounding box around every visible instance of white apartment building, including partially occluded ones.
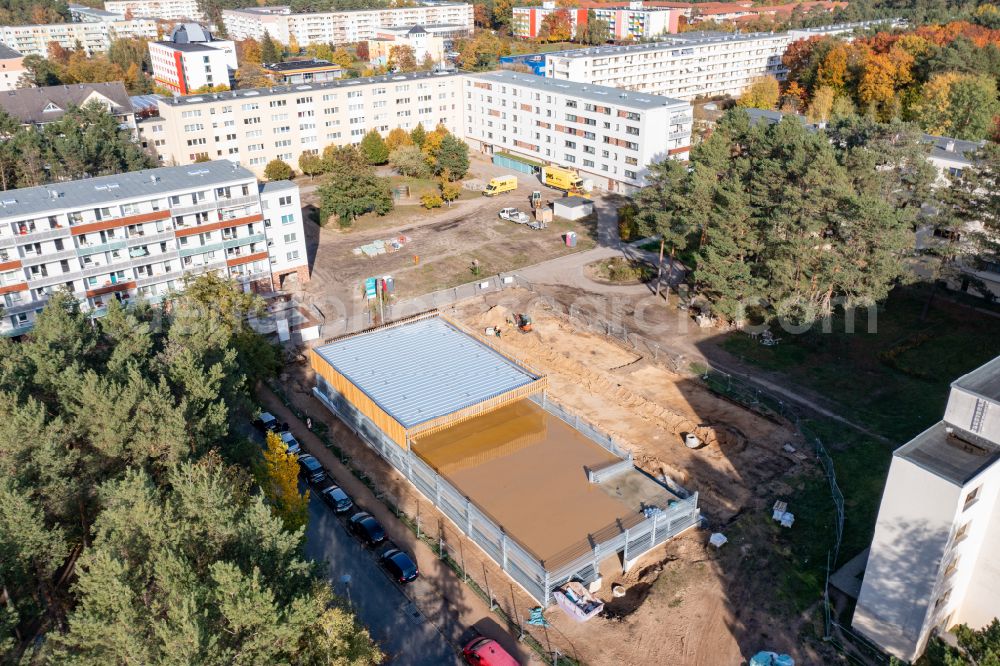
[149,24,238,94]
[0,12,157,57]
[221,2,473,47]
[0,44,26,91]
[513,1,682,40]
[0,161,308,336]
[854,356,1000,662]
[104,0,206,21]
[545,31,793,101]
[141,70,464,177]
[462,70,691,193]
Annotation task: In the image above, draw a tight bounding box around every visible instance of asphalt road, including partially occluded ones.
[302,490,461,666]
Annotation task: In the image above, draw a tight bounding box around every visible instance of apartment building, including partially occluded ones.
[0,44,26,92]
[221,2,473,47]
[0,161,308,337]
[513,1,682,40]
[0,82,135,128]
[262,59,343,85]
[462,70,691,193]
[853,356,1000,662]
[0,12,157,57]
[149,24,238,94]
[368,26,445,67]
[141,70,464,177]
[104,0,206,21]
[545,31,793,101]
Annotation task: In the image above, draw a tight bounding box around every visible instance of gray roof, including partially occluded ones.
[0,161,254,222]
[156,41,217,53]
[159,69,462,106]
[0,83,133,124]
[314,316,539,429]
[259,180,297,194]
[953,355,1000,402]
[924,134,983,166]
[69,3,120,18]
[262,58,339,73]
[0,44,22,59]
[546,30,791,61]
[466,70,686,110]
[896,421,1000,486]
[171,22,213,43]
[555,196,592,208]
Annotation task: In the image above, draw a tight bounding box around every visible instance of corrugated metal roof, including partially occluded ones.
[315,316,539,429]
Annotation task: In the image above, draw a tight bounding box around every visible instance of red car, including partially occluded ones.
[462,636,519,666]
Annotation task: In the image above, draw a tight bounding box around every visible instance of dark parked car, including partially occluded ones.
[253,412,288,433]
[347,512,386,547]
[280,431,301,455]
[317,481,353,514]
[297,454,326,484]
[380,548,419,584]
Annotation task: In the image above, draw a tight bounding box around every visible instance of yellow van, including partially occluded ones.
[483,175,518,196]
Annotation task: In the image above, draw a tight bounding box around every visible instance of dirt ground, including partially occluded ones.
[281,285,832,665]
[292,155,600,312]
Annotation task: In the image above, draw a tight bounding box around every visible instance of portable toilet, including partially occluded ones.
[565,231,577,247]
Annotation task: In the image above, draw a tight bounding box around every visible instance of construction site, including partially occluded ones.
[308,311,700,605]
[283,281,824,663]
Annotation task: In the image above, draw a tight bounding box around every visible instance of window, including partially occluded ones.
[278,196,292,206]
[286,250,300,261]
[282,232,297,243]
[280,213,295,225]
[269,100,287,108]
[963,486,981,510]
[624,170,637,180]
[275,139,291,147]
[953,521,971,544]
[943,557,959,579]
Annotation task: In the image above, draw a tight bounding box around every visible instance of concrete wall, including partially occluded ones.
[854,455,960,662]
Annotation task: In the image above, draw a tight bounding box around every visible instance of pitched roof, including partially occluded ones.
[0,44,22,60]
[0,82,133,124]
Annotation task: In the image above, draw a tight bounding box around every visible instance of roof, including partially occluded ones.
[171,22,213,43]
[896,421,1000,486]
[313,315,539,429]
[924,134,983,167]
[466,70,686,110]
[159,69,462,106]
[0,161,255,221]
[408,25,428,34]
[259,180,298,194]
[545,30,790,61]
[224,1,468,17]
[69,3,120,18]
[154,41,218,53]
[0,83,133,124]
[555,196,593,208]
[262,59,341,73]
[953,356,1000,402]
[0,44,22,60]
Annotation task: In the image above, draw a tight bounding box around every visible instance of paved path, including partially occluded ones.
[258,386,539,666]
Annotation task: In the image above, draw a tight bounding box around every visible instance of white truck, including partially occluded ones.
[498,207,530,224]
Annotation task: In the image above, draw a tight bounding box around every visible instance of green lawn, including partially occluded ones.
[719,286,1000,443]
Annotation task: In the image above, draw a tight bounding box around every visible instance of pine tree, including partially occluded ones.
[432,134,470,179]
[260,31,280,64]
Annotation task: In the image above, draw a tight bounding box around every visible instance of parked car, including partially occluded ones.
[317,482,353,514]
[297,454,326,484]
[498,207,521,221]
[253,412,287,433]
[347,512,386,547]
[380,548,419,584]
[463,636,520,666]
[280,431,301,455]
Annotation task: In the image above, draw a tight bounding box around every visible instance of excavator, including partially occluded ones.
[514,313,533,333]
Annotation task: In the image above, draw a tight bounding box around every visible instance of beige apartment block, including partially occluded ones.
[141,70,464,177]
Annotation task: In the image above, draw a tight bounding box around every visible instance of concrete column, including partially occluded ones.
[465,497,472,535]
[501,530,508,571]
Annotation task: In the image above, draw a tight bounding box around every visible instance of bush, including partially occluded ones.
[389,146,432,179]
[420,193,443,209]
[264,159,293,181]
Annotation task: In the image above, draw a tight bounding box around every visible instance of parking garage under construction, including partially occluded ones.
[309,311,700,604]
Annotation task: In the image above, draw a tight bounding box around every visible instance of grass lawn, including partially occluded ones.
[718,286,1000,443]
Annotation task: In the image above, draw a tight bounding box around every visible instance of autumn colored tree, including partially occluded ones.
[737,76,780,110]
[259,431,309,532]
[806,86,836,123]
[539,9,573,42]
[238,38,262,65]
[385,127,413,151]
[355,40,370,62]
[474,3,491,27]
[235,64,273,89]
[781,81,806,113]
[388,44,417,72]
[858,52,901,120]
[298,152,323,180]
[912,72,1000,139]
[264,159,293,181]
[330,47,354,68]
[816,44,849,92]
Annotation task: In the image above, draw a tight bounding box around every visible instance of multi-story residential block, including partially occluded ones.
[0,161,308,336]
[149,24,238,94]
[513,1,682,40]
[462,70,691,193]
[141,70,464,176]
[0,10,157,57]
[221,2,473,47]
[0,44,26,91]
[0,82,135,127]
[545,31,793,101]
[853,356,1000,662]
[104,0,206,21]
[262,59,343,85]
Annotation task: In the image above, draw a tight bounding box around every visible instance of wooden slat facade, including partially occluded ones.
[310,349,408,448]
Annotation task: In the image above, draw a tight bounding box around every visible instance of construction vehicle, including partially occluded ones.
[542,165,584,193]
[514,313,533,332]
[483,175,518,196]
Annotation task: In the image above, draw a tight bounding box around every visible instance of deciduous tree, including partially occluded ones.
[737,76,780,110]
[389,145,432,178]
[263,159,294,181]
[539,9,572,42]
[260,431,309,532]
[385,127,413,151]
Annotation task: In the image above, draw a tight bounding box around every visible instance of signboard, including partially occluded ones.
[364,277,377,300]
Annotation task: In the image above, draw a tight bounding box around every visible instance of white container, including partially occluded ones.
[685,433,701,449]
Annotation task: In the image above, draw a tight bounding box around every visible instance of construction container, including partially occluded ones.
[565,231,577,247]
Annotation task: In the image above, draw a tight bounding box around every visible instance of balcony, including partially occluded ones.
[223,232,266,250]
[20,247,77,268]
[178,242,225,258]
[76,239,127,257]
[125,229,175,247]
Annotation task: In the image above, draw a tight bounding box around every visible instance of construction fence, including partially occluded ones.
[311,374,700,607]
